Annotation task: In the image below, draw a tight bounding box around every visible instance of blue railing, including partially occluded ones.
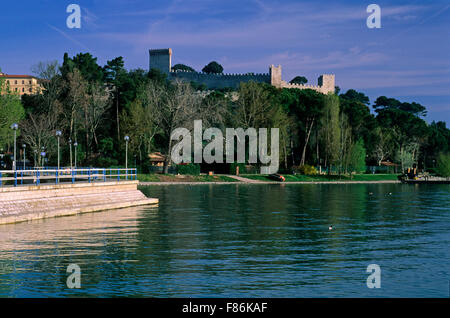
[0,168,137,187]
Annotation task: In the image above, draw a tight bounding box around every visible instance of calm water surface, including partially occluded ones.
[0,184,449,297]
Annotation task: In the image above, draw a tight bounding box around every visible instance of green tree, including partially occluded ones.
[396,143,416,171]
[320,93,340,168]
[423,121,450,167]
[202,61,223,74]
[61,52,104,83]
[172,64,195,72]
[290,89,325,166]
[103,57,126,141]
[290,76,308,85]
[348,138,366,176]
[340,89,370,105]
[336,112,352,175]
[0,70,26,151]
[435,153,450,177]
[374,96,427,117]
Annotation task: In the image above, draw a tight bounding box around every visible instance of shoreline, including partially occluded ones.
[139,180,402,185]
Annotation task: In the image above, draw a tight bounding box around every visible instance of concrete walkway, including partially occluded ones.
[226,175,265,183]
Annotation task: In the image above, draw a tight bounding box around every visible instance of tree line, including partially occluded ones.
[0,52,449,175]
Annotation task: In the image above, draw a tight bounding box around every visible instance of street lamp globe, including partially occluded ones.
[56,130,62,137]
[124,135,130,141]
[10,123,18,130]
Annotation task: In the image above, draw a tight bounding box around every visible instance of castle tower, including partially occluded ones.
[318,74,335,94]
[149,48,172,74]
[269,65,282,88]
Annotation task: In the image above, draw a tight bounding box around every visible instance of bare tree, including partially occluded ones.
[20,102,62,165]
[372,127,392,166]
[63,69,87,142]
[143,80,201,173]
[233,82,272,129]
[31,60,60,81]
[83,82,111,150]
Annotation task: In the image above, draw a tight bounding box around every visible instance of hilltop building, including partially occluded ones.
[149,48,335,94]
[0,72,43,95]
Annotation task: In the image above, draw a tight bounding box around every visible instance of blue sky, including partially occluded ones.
[1,0,449,124]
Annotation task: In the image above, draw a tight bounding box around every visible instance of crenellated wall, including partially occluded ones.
[270,65,335,94]
[169,70,270,89]
[149,48,335,94]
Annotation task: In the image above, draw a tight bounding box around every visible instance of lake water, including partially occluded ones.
[0,183,449,297]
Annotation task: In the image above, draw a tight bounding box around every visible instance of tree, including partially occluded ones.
[202,61,223,74]
[348,138,366,176]
[372,127,393,166]
[0,74,25,151]
[103,57,126,141]
[144,80,201,173]
[374,96,429,169]
[374,96,426,117]
[290,89,325,166]
[320,93,340,168]
[83,82,111,150]
[233,82,273,129]
[340,89,370,105]
[31,60,60,81]
[172,64,195,72]
[20,105,62,165]
[121,100,155,162]
[290,76,308,85]
[435,153,450,177]
[336,112,352,175]
[396,141,416,171]
[62,68,88,156]
[424,121,450,167]
[61,52,104,83]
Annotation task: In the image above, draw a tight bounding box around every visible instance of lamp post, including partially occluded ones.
[34,149,37,168]
[22,144,26,170]
[0,148,4,169]
[56,130,62,170]
[124,135,130,172]
[74,141,78,168]
[41,146,45,168]
[10,123,18,171]
[69,138,72,168]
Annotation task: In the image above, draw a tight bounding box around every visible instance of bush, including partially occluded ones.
[95,156,118,168]
[141,160,153,174]
[436,153,450,177]
[293,165,317,175]
[177,163,200,175]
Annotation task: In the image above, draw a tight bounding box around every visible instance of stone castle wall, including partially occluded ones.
[149,48,335,94]
[169,70,270,89]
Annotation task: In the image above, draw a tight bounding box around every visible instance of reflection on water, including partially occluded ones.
[0,184,449,297]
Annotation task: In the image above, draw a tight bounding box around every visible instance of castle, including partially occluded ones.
[149,48,335,94]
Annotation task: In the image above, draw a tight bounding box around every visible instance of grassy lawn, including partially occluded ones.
[137,174,237,182]
[242,174,400,182]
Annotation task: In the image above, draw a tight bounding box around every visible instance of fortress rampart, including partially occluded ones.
[149,49,335,94]
[170,70,271,89]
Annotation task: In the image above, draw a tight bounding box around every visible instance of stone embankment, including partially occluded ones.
[0,181,158,225]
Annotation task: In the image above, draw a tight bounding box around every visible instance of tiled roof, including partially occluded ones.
[0,74,37,79]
